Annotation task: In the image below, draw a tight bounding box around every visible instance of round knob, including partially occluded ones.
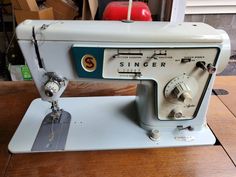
[180,92,192,104]
[164,75,198,104]
[207,64,216,74]
[149,129,160,141]
[171,108,183,119]
[196,61,206,70]
[196,61,216,74]
[44,81,60,97]
[173,83,193,104]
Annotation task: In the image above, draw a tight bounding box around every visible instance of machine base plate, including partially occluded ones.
[9,96,215,153]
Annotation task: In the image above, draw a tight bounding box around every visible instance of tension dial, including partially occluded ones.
[164,75,199,104]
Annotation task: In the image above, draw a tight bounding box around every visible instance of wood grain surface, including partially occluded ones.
[0,79,236,177]
[0,81,136,97]
[0,131,11,177]
[5,146,236,177]
[208,96,236,165]
[0,84,39,177]
[214,76,236,117]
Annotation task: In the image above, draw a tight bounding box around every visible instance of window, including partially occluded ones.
[186,0,236,14]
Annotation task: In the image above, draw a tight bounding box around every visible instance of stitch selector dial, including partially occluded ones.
[164,75,198,104]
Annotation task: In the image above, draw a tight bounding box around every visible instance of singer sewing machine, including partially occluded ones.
[9,20,230,153]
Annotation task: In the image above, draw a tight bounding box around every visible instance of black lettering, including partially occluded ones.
[152,62,157,67]
[143,62,148,67]
[120,62,124,67]
[161,62,166,67]
[128,62,130,67]
[134,62,140,67]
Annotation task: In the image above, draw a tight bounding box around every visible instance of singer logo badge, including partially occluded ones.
[81,54,97,72]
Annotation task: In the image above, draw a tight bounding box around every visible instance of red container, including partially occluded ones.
[103,1,152,21]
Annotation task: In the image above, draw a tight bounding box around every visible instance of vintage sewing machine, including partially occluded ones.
[9,20,230,153]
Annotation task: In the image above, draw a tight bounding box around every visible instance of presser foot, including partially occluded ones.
[31,109,71,152]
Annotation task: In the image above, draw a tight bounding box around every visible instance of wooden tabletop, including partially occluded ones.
[0,77,236,177]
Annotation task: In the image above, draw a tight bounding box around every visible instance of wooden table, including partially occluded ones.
[0,76,236,177]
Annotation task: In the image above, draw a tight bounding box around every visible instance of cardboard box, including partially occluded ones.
[14,7,54,24]
[18,0,39,11]
[45,0,78,20]
[82,0,98,20]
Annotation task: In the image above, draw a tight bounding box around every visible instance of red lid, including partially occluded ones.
[103,1,152,21]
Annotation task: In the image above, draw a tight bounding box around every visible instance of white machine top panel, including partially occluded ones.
[16,20,223,43]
